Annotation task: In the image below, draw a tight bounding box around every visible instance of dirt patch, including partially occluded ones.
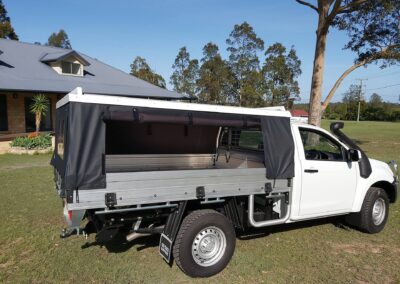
[328,241,400,255]
[0,260,14,269]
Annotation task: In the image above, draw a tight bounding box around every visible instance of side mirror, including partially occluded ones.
[347,149,362,162]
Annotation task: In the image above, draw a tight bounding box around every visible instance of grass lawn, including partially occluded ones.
[0,121,399,283]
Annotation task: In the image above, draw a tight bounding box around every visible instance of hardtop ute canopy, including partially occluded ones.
[51,88,295,190]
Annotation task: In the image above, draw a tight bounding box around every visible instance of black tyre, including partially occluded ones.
[173,209,236,277]
[346,187,389,234]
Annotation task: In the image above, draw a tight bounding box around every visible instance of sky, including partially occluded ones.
[5,0,400,103]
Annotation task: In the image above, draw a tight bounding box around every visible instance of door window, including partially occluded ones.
[299,128,345,161]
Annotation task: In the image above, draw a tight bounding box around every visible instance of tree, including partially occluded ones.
[197,43,234,104]
[364,93,388,120]
[262,43,302,107]
[369,93,383,107]
[47,29,72,49]
[239,70,265,107]
[296,0,400,126]
[342,84,365,120]
[30,94,49,133]
[130,56,166,88]
[170,47,199,98]
[0,0,18,40]
[226,22,264,106]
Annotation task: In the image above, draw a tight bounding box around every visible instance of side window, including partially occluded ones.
[238,130,263,151]
[220,128,263,151]
[299,128,344,161]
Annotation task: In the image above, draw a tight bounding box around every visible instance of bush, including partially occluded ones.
[10,134,52,150]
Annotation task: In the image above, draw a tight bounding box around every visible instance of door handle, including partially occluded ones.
[304,169,318,173]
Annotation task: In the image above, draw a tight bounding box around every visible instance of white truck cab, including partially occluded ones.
[52,89,398,278]
[289,122,396,222]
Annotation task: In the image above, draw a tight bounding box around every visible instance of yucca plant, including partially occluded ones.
[30,94,49,133]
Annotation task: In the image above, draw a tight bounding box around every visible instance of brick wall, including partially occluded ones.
[1,92,60,134]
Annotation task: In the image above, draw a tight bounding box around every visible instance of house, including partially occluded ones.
[290,109,309,123]
[0,39,183,144]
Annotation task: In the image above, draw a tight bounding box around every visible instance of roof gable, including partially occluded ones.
[40,50,90,66]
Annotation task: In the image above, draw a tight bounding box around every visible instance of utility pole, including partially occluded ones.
[355,78,367,123]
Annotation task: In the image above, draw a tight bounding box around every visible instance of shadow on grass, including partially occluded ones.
[81,227,160,253]
[353,139,367,145]
[81,216,352,253]
[237,216,350,240]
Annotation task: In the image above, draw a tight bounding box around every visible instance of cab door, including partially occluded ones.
[296,127,357,217]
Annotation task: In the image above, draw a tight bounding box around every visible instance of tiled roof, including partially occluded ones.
[0,39,183,99]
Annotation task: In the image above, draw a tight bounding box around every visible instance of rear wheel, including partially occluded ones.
[346,187,389,234]
[173,209,236,277]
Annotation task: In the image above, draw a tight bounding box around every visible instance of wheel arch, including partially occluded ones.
[353,178,396,212]
[370,180,397,203]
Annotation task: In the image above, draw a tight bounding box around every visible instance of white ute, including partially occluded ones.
[52,88,398,278]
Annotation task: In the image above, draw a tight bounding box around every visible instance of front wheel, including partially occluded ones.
[346,187,389,234]
[173,209,236,277]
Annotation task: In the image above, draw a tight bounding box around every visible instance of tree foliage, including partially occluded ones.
[262,43,302,107]
[167,23,301,108]
[0,0,18,40]
[323,94,399,122]
[226,22,264,106]
[170,47,199,98]
[341,84,364,120]
[335,0,400,68]
[197,43,234,104]
[30,94,49,133]
[321,86,400,122]
[369,93,383,107]
[296,0,400,125]
[130,56,166,88]
[47,29,72,49]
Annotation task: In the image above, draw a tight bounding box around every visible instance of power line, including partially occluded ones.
[366,83,400,91]
[365,70,400,79]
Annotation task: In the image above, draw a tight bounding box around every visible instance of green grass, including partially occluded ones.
[322,120,400,162]
[0,121,399,283]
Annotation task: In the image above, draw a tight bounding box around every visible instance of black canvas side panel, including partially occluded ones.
[261,117,294,179]
[50,103,69,178]
[64,103,106,190]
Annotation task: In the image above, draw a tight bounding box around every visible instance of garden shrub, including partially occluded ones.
[10,134,52,150]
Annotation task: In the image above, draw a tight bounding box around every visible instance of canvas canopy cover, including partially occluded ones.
[51,92,295,191]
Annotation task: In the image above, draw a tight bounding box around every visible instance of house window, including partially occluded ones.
[24,97,52,132]
[0,95,8,131]
[61,61,82,75]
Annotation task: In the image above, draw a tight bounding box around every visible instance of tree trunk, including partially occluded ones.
[321,60,367,111]
[308,1,330,126]
[35,112,41,133]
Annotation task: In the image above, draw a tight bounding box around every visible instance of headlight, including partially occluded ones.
[389,160,398,182]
